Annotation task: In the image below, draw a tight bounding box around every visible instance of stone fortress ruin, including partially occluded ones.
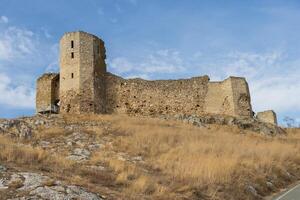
[36,31,277,125]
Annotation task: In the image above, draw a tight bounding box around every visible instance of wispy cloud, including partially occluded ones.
[108,49,185,79]
[0,16,8,24]
[0,73,35,108]
[0,17,57,110]
[0,26,37,61]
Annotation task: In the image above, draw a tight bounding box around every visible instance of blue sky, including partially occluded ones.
[0,0,300,125]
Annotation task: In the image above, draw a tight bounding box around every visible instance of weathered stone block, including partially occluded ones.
[256,110,278,125]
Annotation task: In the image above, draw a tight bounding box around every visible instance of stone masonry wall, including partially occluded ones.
[204,77,252,117]
[104,73,252,117]
[59,31,106,114]
[256,110,278,125]
[230,77,252,117]
[36,73,59,113]
[36,31,254,118]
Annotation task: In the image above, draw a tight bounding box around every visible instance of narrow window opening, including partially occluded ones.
[71,52,74,58]
[71,40,74,48]
[71,73,74,78]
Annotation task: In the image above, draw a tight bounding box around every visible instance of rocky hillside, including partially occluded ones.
[0,114,298,200]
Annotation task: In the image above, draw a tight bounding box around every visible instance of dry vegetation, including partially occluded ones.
[1,114,300,199]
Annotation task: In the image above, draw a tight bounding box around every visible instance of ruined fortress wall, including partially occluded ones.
[204,77,252,117]
[230,77,252,117]
[105,73,210,115]
[37,31,253,118]
[104,74,252,117]
[257,110,277,125]
[36,73,59,113]
[204,80,235,116]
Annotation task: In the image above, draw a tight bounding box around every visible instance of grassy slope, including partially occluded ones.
[1,114,300,199]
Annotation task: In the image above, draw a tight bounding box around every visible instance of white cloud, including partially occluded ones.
[0,26,37,61]
[0,16,8,24]
[0,73,35,108]
[0,22,58,111]
[108,49,185,78]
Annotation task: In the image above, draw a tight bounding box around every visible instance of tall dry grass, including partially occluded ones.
[97,116,300,199]
[2,114,300,199]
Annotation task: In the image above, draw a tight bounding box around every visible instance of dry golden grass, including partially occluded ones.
[0,135,73,170]
[0,135,114,193]
[91,116,300,199]
[34,126,72,140]
[2,114,300,199]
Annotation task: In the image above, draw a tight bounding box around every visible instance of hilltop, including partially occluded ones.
[0,114,298,200]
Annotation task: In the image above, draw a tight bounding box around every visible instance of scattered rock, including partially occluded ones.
[266,181,274,190]
[0,165,7,172]
[1,172,103,200]
[170,114,285,135]
[67,148,91,161]
[88,144,101,151]
[40,141,51,148]
[73,148,91,157]
[17,173,51,191]
[245,185,258,197]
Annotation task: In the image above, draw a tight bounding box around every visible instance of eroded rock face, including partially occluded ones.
[0,169,103,200]
[0,119,32,138]
[168,114,285,135]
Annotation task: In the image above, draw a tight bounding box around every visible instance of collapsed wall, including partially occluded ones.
[104,73,253,117]
[36,72,253,118]
[36,73,60,113]
[105,73,210,116]
[256,110,278,125]
[205,77,252,117]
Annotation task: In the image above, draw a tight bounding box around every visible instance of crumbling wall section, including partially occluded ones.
[204,77,252,117]
[230,77,253,117]
[257,110,278,125]
[36,73,59,113]
[105,73,210,115]
[204,79,234,116]
[104,74,253,117]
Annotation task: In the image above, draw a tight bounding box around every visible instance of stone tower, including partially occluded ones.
[59,31,107,114]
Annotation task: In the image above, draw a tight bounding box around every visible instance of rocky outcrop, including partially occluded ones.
[0,119,32,138]
[0,165,103,200]
[165,114,286,135]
